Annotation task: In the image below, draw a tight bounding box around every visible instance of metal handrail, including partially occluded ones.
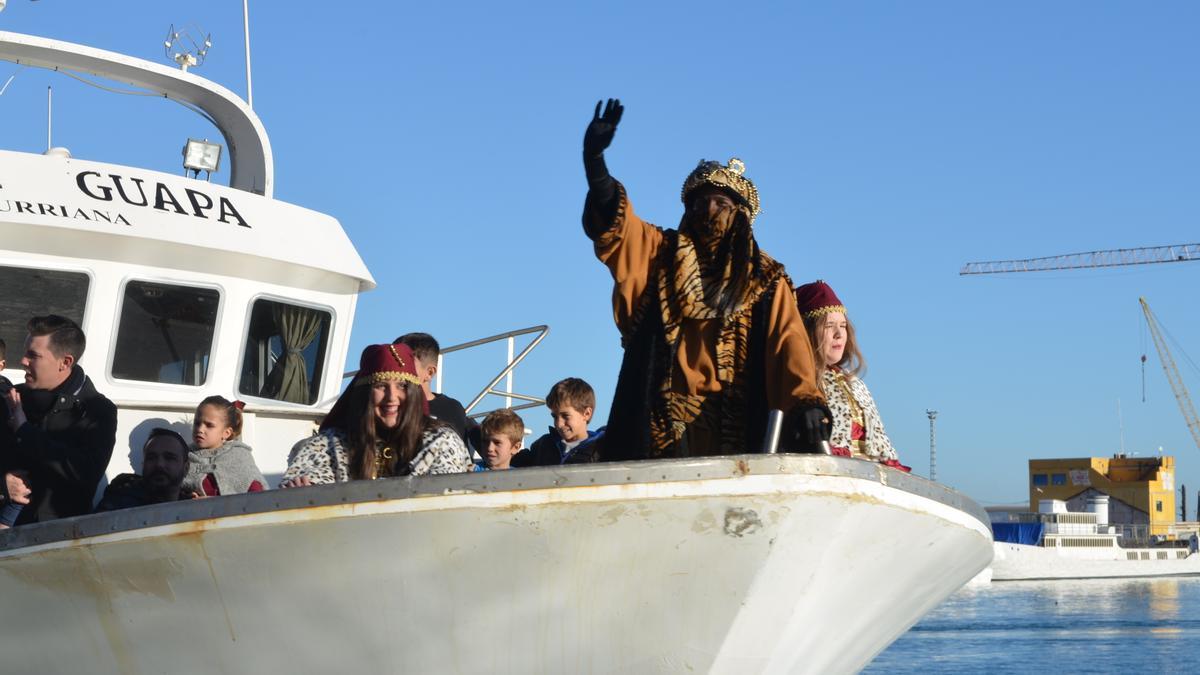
[443,325,549,416]
[345,326,551,419]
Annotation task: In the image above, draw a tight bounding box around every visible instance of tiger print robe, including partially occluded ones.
[584,182,824,459]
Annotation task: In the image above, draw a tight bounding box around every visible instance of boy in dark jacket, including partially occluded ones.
[0,315,117,524]
[512,378,604,467]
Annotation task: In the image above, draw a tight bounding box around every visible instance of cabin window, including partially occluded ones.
[0,266,90,359]
[239,299,331,405]
[1051,473,1067,486]
[1032,474,1048,487]
[112,281,219,385]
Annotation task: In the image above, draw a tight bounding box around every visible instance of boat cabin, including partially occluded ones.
[0,32,373,484]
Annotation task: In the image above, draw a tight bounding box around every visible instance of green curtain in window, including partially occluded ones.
[264,304,322,403]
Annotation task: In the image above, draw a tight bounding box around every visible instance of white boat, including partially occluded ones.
[1,455,992,674]
[0,29,994,674]
[990,497,1200,581]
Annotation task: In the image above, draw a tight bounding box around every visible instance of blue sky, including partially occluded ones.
[3,1,1200,508]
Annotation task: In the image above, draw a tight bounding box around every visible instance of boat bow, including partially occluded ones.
[0,455,992,674]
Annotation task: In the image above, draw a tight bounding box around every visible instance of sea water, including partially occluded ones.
[864,577,1200,673]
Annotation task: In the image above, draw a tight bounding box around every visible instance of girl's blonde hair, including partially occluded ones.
[802,312,866,393]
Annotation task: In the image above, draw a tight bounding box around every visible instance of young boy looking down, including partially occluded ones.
[474,408,525,471]
[512,378,604,467]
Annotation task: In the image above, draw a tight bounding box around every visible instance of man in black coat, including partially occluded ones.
[0,315,117,525]
[95,428,195,512]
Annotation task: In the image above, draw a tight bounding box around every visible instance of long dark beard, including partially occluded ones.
[682,205,738,245]
[679,208,756,316]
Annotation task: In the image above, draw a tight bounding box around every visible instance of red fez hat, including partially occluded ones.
[794,280,847,319]
[320,343,426,431]
[355,343,421,387]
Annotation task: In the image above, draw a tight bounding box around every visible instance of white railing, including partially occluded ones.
[342,326,550,419]
[437,325,550,419]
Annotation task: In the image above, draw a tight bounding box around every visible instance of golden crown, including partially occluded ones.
[680,157,761,221]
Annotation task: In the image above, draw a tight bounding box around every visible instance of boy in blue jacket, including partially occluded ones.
[511,378,604,467]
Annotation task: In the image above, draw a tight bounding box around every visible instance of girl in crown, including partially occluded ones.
[280,343,472,487]
[795,281,910,471]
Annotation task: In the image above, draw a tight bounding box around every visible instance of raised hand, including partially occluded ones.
[584,98,624,157]
[5,388,25,432]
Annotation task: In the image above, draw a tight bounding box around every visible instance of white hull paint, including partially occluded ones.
[0,456,992,674]
[991,541,1200,581]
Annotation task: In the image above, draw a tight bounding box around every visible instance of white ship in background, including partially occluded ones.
[0,28,993,674]
[990,497,1200,581]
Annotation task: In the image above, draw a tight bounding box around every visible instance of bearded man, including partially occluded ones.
[95,428,196,512]
[579,99,830,460]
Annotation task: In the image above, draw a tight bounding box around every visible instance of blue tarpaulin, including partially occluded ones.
[992,522,1043,545]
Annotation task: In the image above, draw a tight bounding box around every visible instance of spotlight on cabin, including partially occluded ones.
[182,138,221,181]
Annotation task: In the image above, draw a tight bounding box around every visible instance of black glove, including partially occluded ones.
[582,98,624,237]
[781,402,832,454]
[584,99,623,160]
[583,99,623,187]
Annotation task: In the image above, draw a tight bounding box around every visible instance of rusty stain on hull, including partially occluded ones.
[598,505,627,525]
[723,508,762,537]
[186,534,238,643]
[691,509,717,534]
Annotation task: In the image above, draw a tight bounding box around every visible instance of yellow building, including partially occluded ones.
[1028,456,1176,536]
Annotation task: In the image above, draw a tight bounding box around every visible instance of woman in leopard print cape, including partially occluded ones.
[282,424,470,484]
[280,343,471,487]
[796,281,909,471]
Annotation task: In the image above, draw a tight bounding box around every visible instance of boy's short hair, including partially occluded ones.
[394,332,440,364]
[0,338,6,362]
[481,409,525,446]
[546,377,595,412]
[27,315,86,360]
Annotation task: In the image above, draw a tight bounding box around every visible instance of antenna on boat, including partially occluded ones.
[926,409,938,482]
[163,23,212,72]
[242,0,253,109]
[41,84,70,158]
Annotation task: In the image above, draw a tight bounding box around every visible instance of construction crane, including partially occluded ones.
[1139,297,1200,453]
[957,237,1200,451]
[960,243,1200,276]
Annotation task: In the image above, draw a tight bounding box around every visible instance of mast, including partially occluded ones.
[242,0,253,108]
[926,409,938,482]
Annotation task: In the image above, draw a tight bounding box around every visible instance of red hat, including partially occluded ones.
[354,343,421,387]
[794,280,847,319]
[321,343,425,431]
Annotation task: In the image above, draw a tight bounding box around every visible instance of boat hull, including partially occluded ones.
[991,541,1200,581]
[0,455,991,674]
